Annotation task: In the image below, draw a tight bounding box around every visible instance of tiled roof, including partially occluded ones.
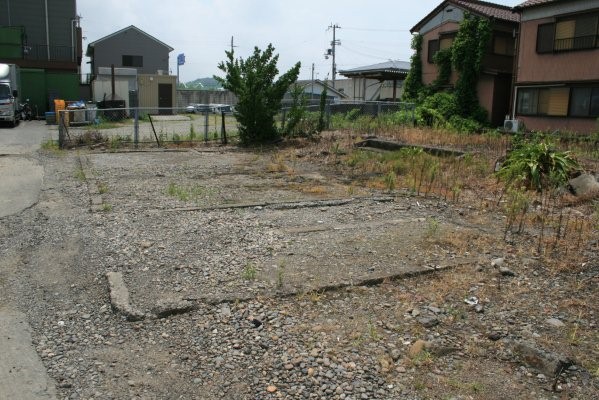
[515,0,558,9]
[411,0,520,33]
[455,0,520,22]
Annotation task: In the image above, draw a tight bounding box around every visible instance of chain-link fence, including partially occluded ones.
[56,101,416,148]
[279,101,415,131]
[58,107,236,148]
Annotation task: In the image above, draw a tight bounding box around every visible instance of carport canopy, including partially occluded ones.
[339,60,410,102]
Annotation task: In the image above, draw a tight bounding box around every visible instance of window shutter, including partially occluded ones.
[547,88,570,116]
[538,89,550,115]
[536,23,555,53]
[574,15,598,49]
[555,20,575,50]
[440,37,453,50]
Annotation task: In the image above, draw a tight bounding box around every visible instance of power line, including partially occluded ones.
[340,44,393,61]
[342,26,411,32]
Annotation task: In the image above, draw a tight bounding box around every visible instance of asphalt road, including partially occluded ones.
[0,119,58,399]
[0,120,51,218]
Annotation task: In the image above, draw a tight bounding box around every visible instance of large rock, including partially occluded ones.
[508,340,574,377]
[569,174,599,196]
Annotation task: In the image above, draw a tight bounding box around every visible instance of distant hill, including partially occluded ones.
[182,77,223,90]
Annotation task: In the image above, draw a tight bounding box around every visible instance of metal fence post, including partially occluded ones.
[58,111,64,148]
[204,111,209,142]
[221,111,227,145]
[134,107,139,148]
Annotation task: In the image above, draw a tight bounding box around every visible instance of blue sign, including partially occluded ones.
[177,53,185,66]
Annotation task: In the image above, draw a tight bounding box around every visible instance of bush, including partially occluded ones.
[497,134,581,191]
[413,92,484,133]
[215,44,300,145]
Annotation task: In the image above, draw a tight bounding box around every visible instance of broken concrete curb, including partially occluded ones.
[106,272,146,321]
[152,299,196,319]
[508,339,575,377]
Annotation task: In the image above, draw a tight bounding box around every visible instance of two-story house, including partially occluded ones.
[410,0,520,127]
[512,0,599,133]
[86,25,173,76]
[0,0,82,114]
[86,25,176,112]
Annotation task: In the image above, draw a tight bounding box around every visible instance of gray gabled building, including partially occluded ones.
[86,25,173,76]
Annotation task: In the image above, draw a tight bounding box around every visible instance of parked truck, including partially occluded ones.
[0,63,20,127]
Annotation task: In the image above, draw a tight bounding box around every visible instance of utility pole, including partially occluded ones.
[325,24,341,89]
[311,63,315,100]
[230,36,237,54]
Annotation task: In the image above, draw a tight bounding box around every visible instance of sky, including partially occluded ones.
[76,0,517,83]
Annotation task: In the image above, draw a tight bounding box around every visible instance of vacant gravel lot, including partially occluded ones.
[1,142,597,400]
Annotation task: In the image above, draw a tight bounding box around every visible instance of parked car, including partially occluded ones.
[210,104,234,114]
[185,103,211,113]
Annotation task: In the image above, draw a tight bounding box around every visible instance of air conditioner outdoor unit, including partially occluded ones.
[503,119,519,133]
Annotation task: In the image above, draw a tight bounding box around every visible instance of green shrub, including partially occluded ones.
[283,84,308,137]
[215,44,301,145]
[497,134,581,191]
[345,108,362,121]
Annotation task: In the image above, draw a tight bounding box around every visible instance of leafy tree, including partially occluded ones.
[402,34,424,101]
[284,84,308,136]
[215,44,301,145]
[451,13,491,121]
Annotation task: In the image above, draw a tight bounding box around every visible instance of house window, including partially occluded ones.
[518,86,599,117]
[427,35,454,63]
[439,36,453,50]
[536,23,555,53]
[493,34,515,56]
[517,88,539,115]
[122,55,143,67]
[569,87,599,117]
[427,39,440,63]
[517,87,570,116]
[536,13,599,53]
[546,87,569,116]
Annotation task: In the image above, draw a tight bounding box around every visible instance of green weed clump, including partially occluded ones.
[242,264,257,280]
[496,134,580,191]
[41,139,60,151]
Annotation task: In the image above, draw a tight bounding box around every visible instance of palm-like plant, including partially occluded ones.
[497,135,580,191]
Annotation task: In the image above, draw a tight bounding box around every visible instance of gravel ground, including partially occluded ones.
[0,143,597,400]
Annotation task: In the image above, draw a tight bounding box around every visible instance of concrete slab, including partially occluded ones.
[0,156,44,218]
[0,308,57,400]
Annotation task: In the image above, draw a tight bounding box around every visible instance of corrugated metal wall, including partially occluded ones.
[20,68,46,115]
[0,0,76,58]
[20,68,79,114]
[176,89,237,108]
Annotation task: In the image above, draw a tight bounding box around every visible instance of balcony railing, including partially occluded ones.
[23,44,75,62]
[554,35,598,52]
